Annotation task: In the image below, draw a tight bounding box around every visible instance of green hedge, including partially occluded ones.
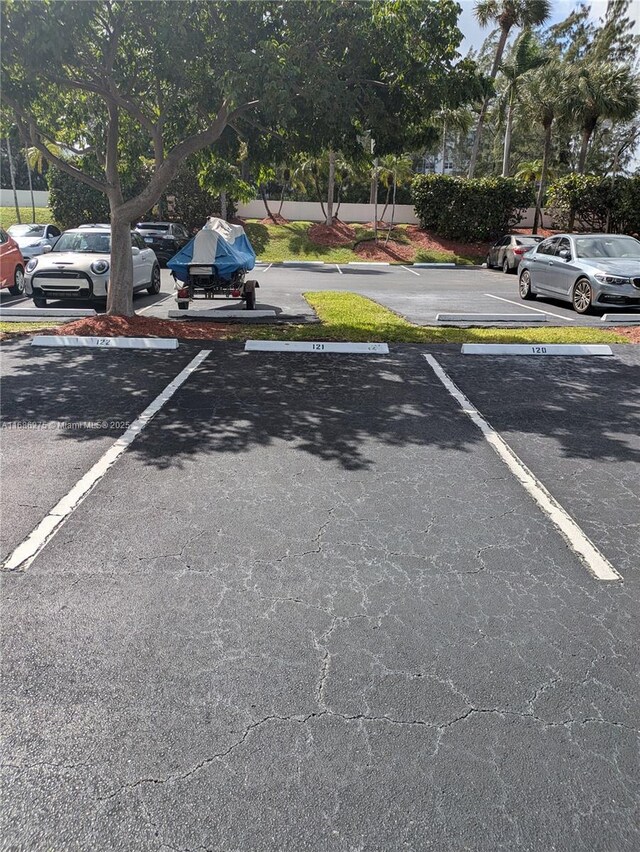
[546,174,640,235]
[411,175,533,242]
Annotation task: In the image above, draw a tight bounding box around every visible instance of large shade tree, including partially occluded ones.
[2,0,470,313]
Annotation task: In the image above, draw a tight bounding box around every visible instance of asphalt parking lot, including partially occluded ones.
[3,263,640,326]
[1,337,639,851]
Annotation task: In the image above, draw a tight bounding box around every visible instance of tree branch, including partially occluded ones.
[117,99,259,221]
[5,97,108,194]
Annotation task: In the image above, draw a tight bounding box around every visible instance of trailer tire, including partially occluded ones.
[177,301,189,311]
[245,288,256,310]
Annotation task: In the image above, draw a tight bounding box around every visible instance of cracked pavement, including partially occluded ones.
[1,341,639,851]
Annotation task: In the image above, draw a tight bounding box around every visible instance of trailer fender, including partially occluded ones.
[244,279,259,292]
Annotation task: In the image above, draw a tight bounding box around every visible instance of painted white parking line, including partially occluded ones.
[402,266,420,276]
[424,354,621,582]
[2,350,211,572]
[485,293,576,322]
[335,264,343,274]
[137,292,174,314]
[261,263,273,273]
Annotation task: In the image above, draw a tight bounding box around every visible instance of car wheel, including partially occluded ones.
[33,295,47,308]
[9,266,25,296]
[486,254,493,269]
[147,263,161,295]
[572,278,593,314]
[519,270,536,300]
[502,257,511,274]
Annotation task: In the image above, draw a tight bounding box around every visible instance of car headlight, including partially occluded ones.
[160,235,175,240]
[90,259,110,274]
[594,273,630,285]
[26,258,38,273]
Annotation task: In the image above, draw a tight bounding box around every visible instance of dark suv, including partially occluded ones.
[134,221,190,264]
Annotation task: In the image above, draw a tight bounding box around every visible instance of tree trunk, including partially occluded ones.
[277,183,285,216]
[220,190,227,220]
[441,121,447,174]
[380,184,391,222]
[107,211,135,316]
[6,137,21,224]
[568,126,594,231]
[533,123,552,234]
[326,149,336,226]
[259,183,276,222]
[312,176,327,220]
[25,150,35,222]
[502,101,514,177]
[468,26,510,178]
[577,125,592,174]
[369,156,378,204]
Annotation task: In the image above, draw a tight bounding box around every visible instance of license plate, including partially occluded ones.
[144,237,153,243]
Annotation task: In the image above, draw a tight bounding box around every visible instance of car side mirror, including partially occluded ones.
[42,244,52,253]
[558,249,570,261]
[131,246,140,256]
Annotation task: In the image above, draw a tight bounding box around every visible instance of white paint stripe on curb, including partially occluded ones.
[0,308,97,317]
[485,294,576,322]
[282,260,325,266]
[601,313,640,323]
[245,340,389,354]
[413,263,456,268]
[0,316,71,323]
[402,266,421,276]
[462,343,612,356]
[137,293,174,314]
[436,313,547,323]
[2,349,211,572]
[32,336,179,349]
[424,354,621,582]
[347,262,390,266]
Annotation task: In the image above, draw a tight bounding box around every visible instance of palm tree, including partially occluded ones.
[469,0,551,178]
[570,61,639,174]
[498,31,548,176]
[521,61,573,232]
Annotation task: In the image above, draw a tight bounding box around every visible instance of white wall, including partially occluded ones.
[236,199,420,225]
[0,188,50,208]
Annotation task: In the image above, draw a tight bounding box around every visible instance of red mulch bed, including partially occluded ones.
[308,221,357,246]
[615,326,640,343]
[354,239,414,262]
[55,315,235,340]
[259,214,289,225]
[513,226,559,238]
[405,226,488,260]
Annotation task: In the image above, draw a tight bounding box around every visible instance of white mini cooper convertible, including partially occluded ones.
[24,225,161,307]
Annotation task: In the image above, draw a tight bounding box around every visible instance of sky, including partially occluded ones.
[456,0,640,53]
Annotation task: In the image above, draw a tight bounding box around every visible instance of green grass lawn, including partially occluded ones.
[0,320,61,335]
[245,292,630,345]
[0,207,53,229]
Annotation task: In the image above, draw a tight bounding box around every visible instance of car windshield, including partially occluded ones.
[9,224,45,237]
[575,236,640,259]
[137,223,169,231]
[53,232,111,253]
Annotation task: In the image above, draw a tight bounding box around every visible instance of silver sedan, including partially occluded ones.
[518,233,640,314]
[7,223,61,259]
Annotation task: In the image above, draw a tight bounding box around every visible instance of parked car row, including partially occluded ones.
[0,219,189,305]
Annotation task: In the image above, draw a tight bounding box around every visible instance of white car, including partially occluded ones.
[24,226,161,307]
[7,222,62,259]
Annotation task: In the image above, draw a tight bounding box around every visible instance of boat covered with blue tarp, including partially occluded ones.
[167,217,256,283]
